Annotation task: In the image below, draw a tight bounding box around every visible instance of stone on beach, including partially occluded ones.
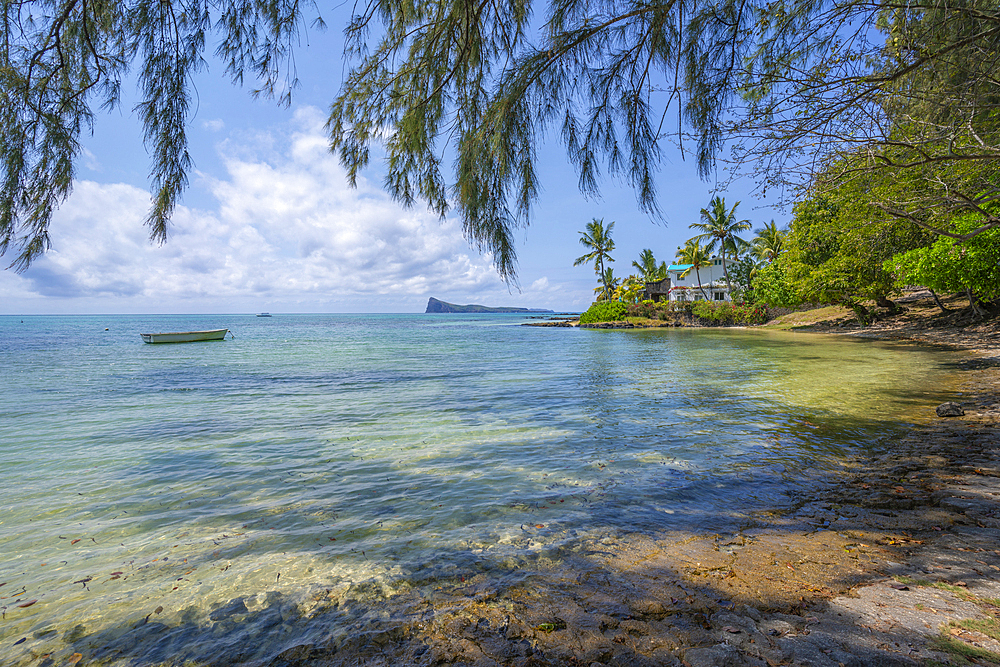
[936,401,965,417]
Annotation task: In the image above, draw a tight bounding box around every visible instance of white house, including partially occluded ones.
[666,256,734,302]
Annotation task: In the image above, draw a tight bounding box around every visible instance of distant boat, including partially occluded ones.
[256,312,272,317]
[140,329,230,344]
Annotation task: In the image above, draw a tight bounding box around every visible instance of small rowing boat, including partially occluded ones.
[140,329,230,344]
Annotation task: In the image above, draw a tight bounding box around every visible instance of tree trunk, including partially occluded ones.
[967,288,987,319]
[928,289,950,314]
[849,301,871,326]
[721,248,732,296]
[875,294,897,311]
[599,256,607,301]
[695,266,710,300]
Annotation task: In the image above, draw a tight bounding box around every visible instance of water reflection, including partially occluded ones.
[0,317,965,664]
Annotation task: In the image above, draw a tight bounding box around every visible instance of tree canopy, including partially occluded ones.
[778,191,931,316]
[688,196,749,292]
[887,216,1000,316]
[3,0,998,278]
[632,248,667,282]
[1,0,324,271]
[674,239,711,300]
[574,217,616,298]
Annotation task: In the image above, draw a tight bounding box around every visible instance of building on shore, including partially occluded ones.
[662,256,734,302]
[642,277,672,302]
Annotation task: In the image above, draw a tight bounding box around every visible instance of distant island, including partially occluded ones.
[425,297,554,314]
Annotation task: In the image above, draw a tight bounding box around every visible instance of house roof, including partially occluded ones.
[667,264,694,272]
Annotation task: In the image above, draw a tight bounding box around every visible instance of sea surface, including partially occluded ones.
[0,314,967,665]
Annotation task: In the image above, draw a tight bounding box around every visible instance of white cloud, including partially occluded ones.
[202,119,226,132]
[82,147,101,172]
[5,107,506,311]
[530,277,551,291]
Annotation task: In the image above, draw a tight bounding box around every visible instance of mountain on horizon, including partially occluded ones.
[425,297,554,314]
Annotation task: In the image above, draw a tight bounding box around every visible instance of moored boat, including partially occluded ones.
[140,329,230,344]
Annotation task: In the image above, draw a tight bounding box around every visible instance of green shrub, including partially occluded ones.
[626,300,677,320]
[627,301,655,319]
[689,301,769,325]
[734,303,769,325]
[580,301,629,323]
[692,301,732,323]
[753,262,800,308]
[887,223,1000,302]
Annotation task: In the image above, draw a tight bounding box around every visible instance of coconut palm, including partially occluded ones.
[593,267,621,301]
[632,248,667,282]
[688,196,751,293]
[574,218,616,299]
[751,220,785,263]
[675,240,712,301]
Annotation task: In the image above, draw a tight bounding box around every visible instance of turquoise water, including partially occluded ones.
[0,314,963,664]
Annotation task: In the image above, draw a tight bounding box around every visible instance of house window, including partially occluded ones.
[714,292,725,301]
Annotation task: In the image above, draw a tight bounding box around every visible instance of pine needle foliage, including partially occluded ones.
[0,0,321,271]
[328,0,708,281]
[4,0,1000,277]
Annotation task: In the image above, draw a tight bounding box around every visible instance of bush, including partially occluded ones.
[692,300,730,323]
[689,301,769,325]
[613,299,769,325]
[733,302,769,325]
[887,223,1000,303]
[626,300,672,319]
[579,301,629,323]
[753,262,800,308]
[627,301,656,319]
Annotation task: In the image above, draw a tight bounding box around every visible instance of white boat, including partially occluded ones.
[140,329,230,344]
[256,312,272,317]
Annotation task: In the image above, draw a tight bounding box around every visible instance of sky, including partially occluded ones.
[1,15,790,315]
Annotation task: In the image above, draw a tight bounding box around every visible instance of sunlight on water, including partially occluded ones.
[0,315,965,664]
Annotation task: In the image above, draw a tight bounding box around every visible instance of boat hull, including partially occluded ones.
[140,329,229,344]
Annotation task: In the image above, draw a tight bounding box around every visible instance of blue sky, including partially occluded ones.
[1,17,789,315]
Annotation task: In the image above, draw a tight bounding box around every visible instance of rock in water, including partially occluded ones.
[936,402,965,417]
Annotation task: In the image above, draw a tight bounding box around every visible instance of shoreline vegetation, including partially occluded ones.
[528,288,1000,334]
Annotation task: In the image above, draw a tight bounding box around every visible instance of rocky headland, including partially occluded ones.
[425,297,554,314]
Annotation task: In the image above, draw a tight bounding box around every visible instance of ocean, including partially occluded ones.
[0,314,964,665]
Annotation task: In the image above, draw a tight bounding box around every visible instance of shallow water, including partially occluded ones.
[0,314,964,664]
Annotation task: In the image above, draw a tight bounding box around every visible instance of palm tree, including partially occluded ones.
[688,196,751,294]
[574,218,616,298]
[675,240,712,301]
[593,267,621,301]
[632,248,667,282]
[751,220,785,263]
